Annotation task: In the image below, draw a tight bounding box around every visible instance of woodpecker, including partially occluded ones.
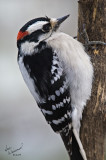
[17,15,93,160]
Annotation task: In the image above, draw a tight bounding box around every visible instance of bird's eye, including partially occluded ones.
[42,24,51,33]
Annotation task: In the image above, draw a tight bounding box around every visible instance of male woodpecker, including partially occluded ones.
[17,15,93,160]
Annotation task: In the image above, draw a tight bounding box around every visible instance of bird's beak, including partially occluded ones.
[50,14,70,31]
[57,14,70,26]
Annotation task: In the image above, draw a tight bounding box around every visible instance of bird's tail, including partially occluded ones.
[60,125,87,160]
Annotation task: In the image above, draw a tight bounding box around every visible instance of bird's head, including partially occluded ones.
[17,15,70,48]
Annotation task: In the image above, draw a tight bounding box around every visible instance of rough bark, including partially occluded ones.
[78,0,106,160]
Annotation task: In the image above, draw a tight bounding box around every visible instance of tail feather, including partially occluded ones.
[60,125,87,160]
[72,129,87,160]
[60,125,72,158]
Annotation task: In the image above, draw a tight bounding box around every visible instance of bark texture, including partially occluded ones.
[78,0,106,160]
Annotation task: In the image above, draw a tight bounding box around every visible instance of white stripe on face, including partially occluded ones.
[27,21,48,34]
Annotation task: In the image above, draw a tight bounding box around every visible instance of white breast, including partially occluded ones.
[46,32,93,132]
[47,32,93,104]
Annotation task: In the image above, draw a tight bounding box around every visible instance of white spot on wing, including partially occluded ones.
[51,66,57,73]
[54,77,58,81]
[64,114,68,118]
[42,109,53,115]
[51,80,54,84]
[51,52,63,84]
[56,104,59,108]
[55,90,60,96]
[48,97,51,101]
[66,97,71,103]
[63,99,66,103]
[52,105,56,110]
[51,95,55,101]
[52,117,65,125]
[56,74,60,79]
[60,87,64,94]
[53,60,58,65]
[60,102,63,107]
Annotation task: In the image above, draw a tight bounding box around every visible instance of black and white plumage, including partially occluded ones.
[17,15,93,160]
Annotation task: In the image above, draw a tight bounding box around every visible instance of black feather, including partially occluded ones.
[61,128,85,160]
[71,131,85,160]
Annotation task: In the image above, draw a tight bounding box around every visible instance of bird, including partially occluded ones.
[17,15,93,160]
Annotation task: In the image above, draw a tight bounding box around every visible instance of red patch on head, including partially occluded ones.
[17,31,29,41]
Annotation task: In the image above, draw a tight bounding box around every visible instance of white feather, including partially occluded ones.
[73,128,87,160]
[52,117,65,125]
[41,109,53,115]
[27,21,48,34]
[21,41,38,55]
[46,32,93,133]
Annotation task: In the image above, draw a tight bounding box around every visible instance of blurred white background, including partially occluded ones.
[0,0,78,160]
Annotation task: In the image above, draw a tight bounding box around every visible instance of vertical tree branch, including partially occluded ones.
[78,0,106,160]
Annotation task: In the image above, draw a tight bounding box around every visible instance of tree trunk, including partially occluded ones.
[78,0,106,160]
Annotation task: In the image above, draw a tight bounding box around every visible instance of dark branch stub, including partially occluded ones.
[78,24,106,51]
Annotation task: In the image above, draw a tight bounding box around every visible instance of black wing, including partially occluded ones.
[23,44,72,132]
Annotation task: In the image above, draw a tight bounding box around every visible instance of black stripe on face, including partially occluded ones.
[28,30,44,42]
[17,18,51,47]
[42,23,51,33]
[18,30,44,45]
